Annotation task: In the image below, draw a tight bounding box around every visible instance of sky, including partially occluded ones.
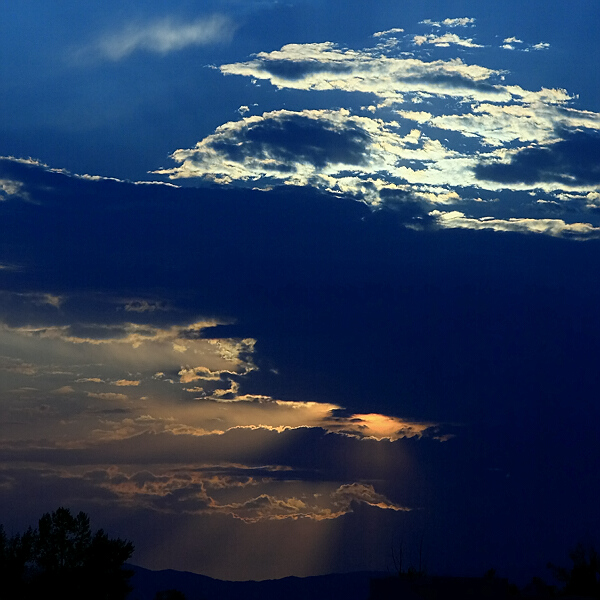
[1,0,599,584]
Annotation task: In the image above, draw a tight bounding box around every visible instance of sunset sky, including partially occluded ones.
[1,0,599,583]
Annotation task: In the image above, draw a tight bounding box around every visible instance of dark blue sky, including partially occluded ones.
[1,0,599,584]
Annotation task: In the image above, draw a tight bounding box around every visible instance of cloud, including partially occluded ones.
[0,357,38,376]
[557,191,600,209]
[123,299,167,313]
[323,412,435,441]
[502,38,550,52]
[429,102,598,148]
[157,100,600,217]
[413,33,482,48]
[430,210,600,240]
[52,385,75,395]
[87,392,130,402]
[197,31,600,215]
[178,365,236,384]
[218,482,409,522]
[0,178,29,201]
[0,276,440,447]
[155,107,468,206]
[373,28,405,37]
[91,466,408,521]
[0,315,259,436]
[475,129,600,188]
[219,38,572,110]
[4,319,239,355]
[84,392,439,443]
[420,18,476,28]
[86,15,236,61]
[220,42,507,103]
[157,108,373,180]
[113,379,141,387]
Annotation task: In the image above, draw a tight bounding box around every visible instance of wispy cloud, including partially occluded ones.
[86,15,236,61]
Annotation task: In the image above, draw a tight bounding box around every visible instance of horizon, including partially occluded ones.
[1,0,599,585]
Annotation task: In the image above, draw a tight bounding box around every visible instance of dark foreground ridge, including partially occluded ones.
[129,550,600,600]
[127,565,387,600]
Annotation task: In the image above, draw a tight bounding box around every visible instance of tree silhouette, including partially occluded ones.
[548,543,600,598]
[0,507,134,600]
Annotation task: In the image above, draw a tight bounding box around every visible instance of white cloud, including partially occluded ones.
[150,30,600,232]
[156,96,600,208]
[502,38,550,52]
[420,17,476,28]
[373,28,404,37]
[430,101,598,147]
[220,43,507,104]
[413,33,482,48]
[394,110,433,123]
[89,15,236,61]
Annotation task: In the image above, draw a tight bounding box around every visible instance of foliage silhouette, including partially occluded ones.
[0,507,134,600]
[548,543,600,598]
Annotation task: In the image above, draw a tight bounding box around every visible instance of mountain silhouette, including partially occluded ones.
[127,565,387,600]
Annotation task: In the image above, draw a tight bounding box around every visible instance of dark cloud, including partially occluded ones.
[259,59,354,80]
[475,128,600,185]
[2,158,600,423]
[208,113,371,168]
